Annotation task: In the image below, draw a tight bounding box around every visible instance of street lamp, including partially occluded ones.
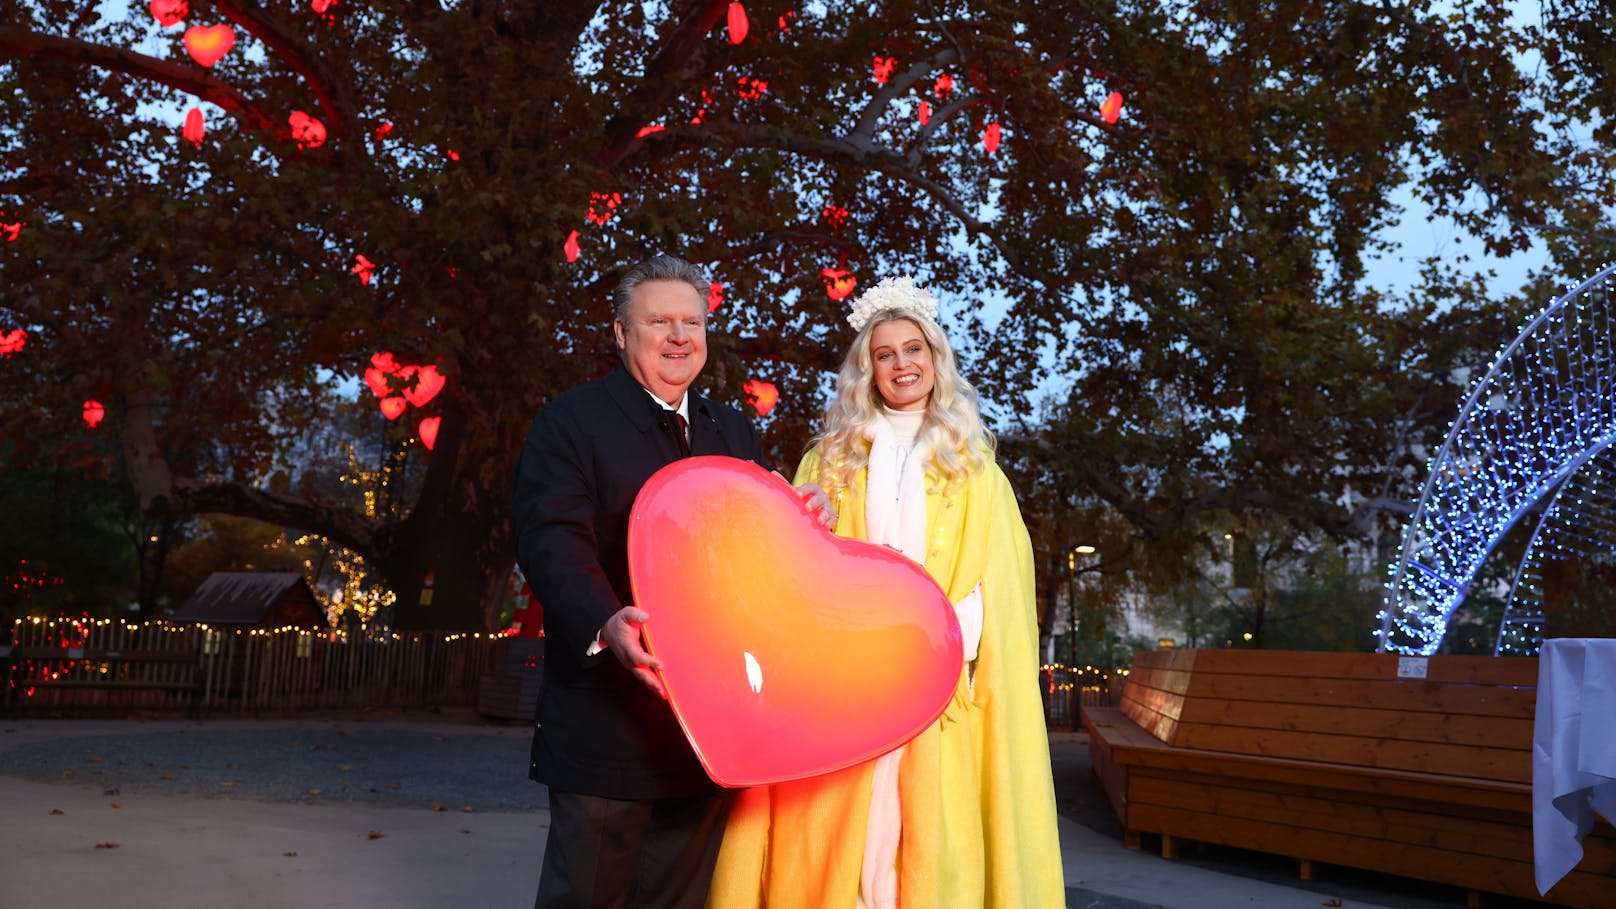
[1066,545,1097,671]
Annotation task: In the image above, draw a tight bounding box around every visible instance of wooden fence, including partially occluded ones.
[1042,664,1125,728]
[2,618,498,714]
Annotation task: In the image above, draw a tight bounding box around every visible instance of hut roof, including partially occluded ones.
[169,572,322,627]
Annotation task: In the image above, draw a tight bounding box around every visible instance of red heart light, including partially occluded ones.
[0,329,26,357]
[353,253,376,285]
[418,416,441,450]
[378,396,407,420]
[312,0,336,12]
[563,230,580,263]
[586,191,621,225]
[289,111,327,149]
[726,1,749,44]
[629,457,962,786]
[149,0,187,27]
[400,364,446,408]
[707,281,724,314]
[82,400,106,429]
[934,73,954,98]
[1101,91,1125,124]
[983,121,1001,154]
[874,56,897,85]
[182,107,205,147]
[917,100,931,126]
[1,215,24,242]
[820,267,857,301]
[636,124,665,138]
[183,24,235,68]
[743,378,778,416]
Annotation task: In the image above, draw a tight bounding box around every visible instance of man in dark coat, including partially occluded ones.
[513,254,831,909]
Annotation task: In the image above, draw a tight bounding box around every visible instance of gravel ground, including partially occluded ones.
[0,716,544,812]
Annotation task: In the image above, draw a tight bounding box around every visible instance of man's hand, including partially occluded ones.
[602,606,666,698]
[796,481,837,529]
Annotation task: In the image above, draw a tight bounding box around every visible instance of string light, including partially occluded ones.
[1379,263,1616,655]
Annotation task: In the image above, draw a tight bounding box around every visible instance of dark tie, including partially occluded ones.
[675,413,691,458]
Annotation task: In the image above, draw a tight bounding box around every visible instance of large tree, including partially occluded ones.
[3,1,1609,629]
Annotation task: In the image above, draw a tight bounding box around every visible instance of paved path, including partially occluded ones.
[0,715,1470,908]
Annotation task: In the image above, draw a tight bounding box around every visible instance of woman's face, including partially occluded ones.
[869,318,935,412]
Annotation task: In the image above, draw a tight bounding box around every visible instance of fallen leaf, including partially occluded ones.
[179,764,189,769]
[385,782,401,790]
[225,763,237,769]
[367,830,385,840]
[307,789,321,796]
[103,788,119,796]
[49,809,63,816]
[431,802,445,812]
[433,736,447,743]
[110,802,121,809]
[1322,901,1342,907]
[159,775,174,781]
[459,827,472,834]
[462,806,473,813]
[219,781,234,788]
[95,842,120,849]
[283,851,299,858]
[339,764,352,772]
[85,755,103,763]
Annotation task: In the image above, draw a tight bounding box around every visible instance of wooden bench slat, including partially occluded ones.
[1169,722,1532,784]
[1179,697,1534,749]
[1127,802,1610,906]
[1178,672,1536,718]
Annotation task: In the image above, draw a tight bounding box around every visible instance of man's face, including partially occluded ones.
[614,279,708,404]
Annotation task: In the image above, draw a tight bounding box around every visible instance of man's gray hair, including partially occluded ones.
[611,255,710,321]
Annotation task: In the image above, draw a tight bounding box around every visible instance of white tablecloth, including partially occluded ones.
[1533,637,1616,895]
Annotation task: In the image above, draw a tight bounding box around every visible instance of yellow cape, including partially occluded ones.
[706,446,1064,908]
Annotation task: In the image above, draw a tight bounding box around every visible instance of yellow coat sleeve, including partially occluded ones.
[707,448,1063,909]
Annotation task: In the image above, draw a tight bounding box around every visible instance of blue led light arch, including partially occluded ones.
[1494,447,1616,656]
[1379,262,1616,655]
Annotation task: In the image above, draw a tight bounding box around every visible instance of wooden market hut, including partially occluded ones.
[168,572,326,629]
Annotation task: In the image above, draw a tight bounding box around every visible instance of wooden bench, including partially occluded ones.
[1084,648,1615,908]
[8,645,206,710]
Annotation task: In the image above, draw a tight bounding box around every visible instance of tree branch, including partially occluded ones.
[599,0,732,171]
[0,26,279,135]
[122,389,381,557]
[704,123,1064,288]
[207,0,365,155]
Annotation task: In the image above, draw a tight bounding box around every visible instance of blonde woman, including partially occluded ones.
[707,277,1064,908]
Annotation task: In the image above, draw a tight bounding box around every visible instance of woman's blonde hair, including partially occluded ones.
[812,309,994,500]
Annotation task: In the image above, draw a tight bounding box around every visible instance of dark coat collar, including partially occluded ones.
[603,364,710,432]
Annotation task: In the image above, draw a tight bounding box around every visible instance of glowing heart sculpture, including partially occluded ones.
[628,456,963,787]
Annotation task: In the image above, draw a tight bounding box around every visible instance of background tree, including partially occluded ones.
[3,1,1610,630]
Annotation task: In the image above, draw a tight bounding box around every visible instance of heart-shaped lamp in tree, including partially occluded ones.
[628,456,963,787]
[183,24,235,67]
[820,267,857,302]
[149,0,187,27]
[0,329,26,357]
[400,365,446,408]
[726,2,748,44]
[379,397,407,420]
[418,416,441,451]
[82,400,106,429]
[743,379,778,416]
[1101,91,1125,124]
[182,107,205,147]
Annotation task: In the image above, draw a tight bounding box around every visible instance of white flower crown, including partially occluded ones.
[847,276,941,332]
